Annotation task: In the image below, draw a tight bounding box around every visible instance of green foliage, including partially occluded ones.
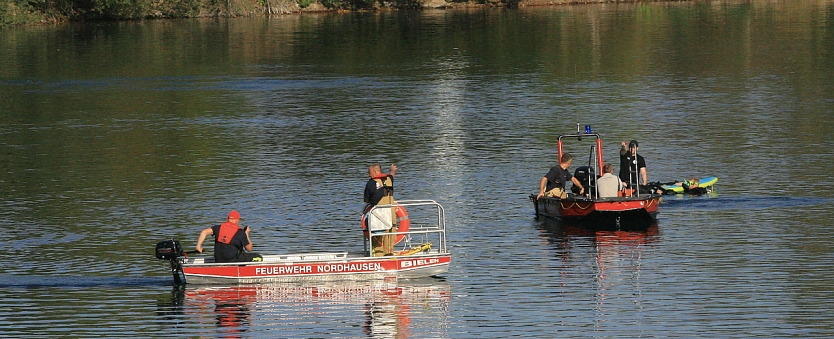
[86,0,151,19]
[0,0,43,27]
[166,0,208,17]
[319,0,339,8]
[0,0,392,27]
[342,0,373,9]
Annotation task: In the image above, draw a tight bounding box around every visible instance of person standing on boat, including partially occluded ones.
[619,140,648,189]
[195,211,262,263]
[364,164,398,256]
[537,153,585,199]
[597,163,624,198]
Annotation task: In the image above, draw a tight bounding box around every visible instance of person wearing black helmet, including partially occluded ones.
[619,140,647,189]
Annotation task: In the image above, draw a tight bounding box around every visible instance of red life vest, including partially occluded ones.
[217,222,241,244]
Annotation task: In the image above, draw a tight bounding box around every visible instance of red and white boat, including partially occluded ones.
[156,200,451,284]
[530,127,662,231]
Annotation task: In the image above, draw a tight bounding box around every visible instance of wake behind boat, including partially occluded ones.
[156,200,451,285]
[530,127,662,231]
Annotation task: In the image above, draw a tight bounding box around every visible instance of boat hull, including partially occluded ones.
[181,252,451,284]
[531,194,661,231]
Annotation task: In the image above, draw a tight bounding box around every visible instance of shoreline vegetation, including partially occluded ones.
[1,0,670,28]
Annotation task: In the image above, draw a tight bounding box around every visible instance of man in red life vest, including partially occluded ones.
[364,163,397,256]
[195,211,262,263]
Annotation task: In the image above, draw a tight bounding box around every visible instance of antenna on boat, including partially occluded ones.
[632,152,640,197]
[587,145,598,198]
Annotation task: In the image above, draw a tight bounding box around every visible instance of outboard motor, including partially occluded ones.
[571,166,595,197]
[155,239,186,285]
[156,239,183,260]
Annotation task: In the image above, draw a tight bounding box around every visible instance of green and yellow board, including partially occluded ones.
[661,177,718,193]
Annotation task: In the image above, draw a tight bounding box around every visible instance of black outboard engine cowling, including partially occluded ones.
[571,166,595,195]
[155,239,183,260]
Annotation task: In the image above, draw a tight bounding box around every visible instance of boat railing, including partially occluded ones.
[265,252,349,262]
[364,199,447,257]
[585,144,599,199]
[186,252,351,265]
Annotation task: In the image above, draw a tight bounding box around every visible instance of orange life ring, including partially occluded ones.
[362,204,410,245]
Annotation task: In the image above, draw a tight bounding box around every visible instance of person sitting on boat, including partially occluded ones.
[619,140,647,189]
[536,153,585,199]
[363,163,398,256]
[195,211,262,263]
[597,163,624,198]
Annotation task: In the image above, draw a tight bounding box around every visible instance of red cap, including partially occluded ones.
[228,211,240,220]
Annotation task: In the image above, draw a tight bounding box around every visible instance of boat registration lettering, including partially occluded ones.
[400,258,440,268]
[255,265,313,275]
[253,262,385,276]
[317,263,382,273]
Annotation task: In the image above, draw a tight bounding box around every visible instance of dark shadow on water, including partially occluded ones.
[156,285,187,320]
[0,275,170,288]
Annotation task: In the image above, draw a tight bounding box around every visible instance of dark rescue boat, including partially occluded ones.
[529,127,662,231]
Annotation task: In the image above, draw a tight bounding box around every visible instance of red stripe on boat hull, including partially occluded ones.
[532,194,662,231]
[182,255,451,283]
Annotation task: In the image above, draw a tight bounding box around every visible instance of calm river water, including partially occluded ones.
[2,1,834,337]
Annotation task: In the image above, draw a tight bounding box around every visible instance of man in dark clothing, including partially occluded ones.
[364,163,397,205]
[619,140,647,188]
[196,210,262,263]
[537,153,585,199]
[363,163,398,256]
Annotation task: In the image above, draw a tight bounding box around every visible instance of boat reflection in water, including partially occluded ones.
[538,218,658,327]
[157,278,450,338]
[548,219,659,239]
[540,217,658,270]
[191,287,253,335]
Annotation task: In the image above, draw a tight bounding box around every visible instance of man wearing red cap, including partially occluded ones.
[195,211,262,263]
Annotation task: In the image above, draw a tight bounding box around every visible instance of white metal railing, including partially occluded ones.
[363,199,447,257]
[266,252,349,262]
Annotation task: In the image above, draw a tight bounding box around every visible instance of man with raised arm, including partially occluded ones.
[619,140,647,188]
[363,163,398,256]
